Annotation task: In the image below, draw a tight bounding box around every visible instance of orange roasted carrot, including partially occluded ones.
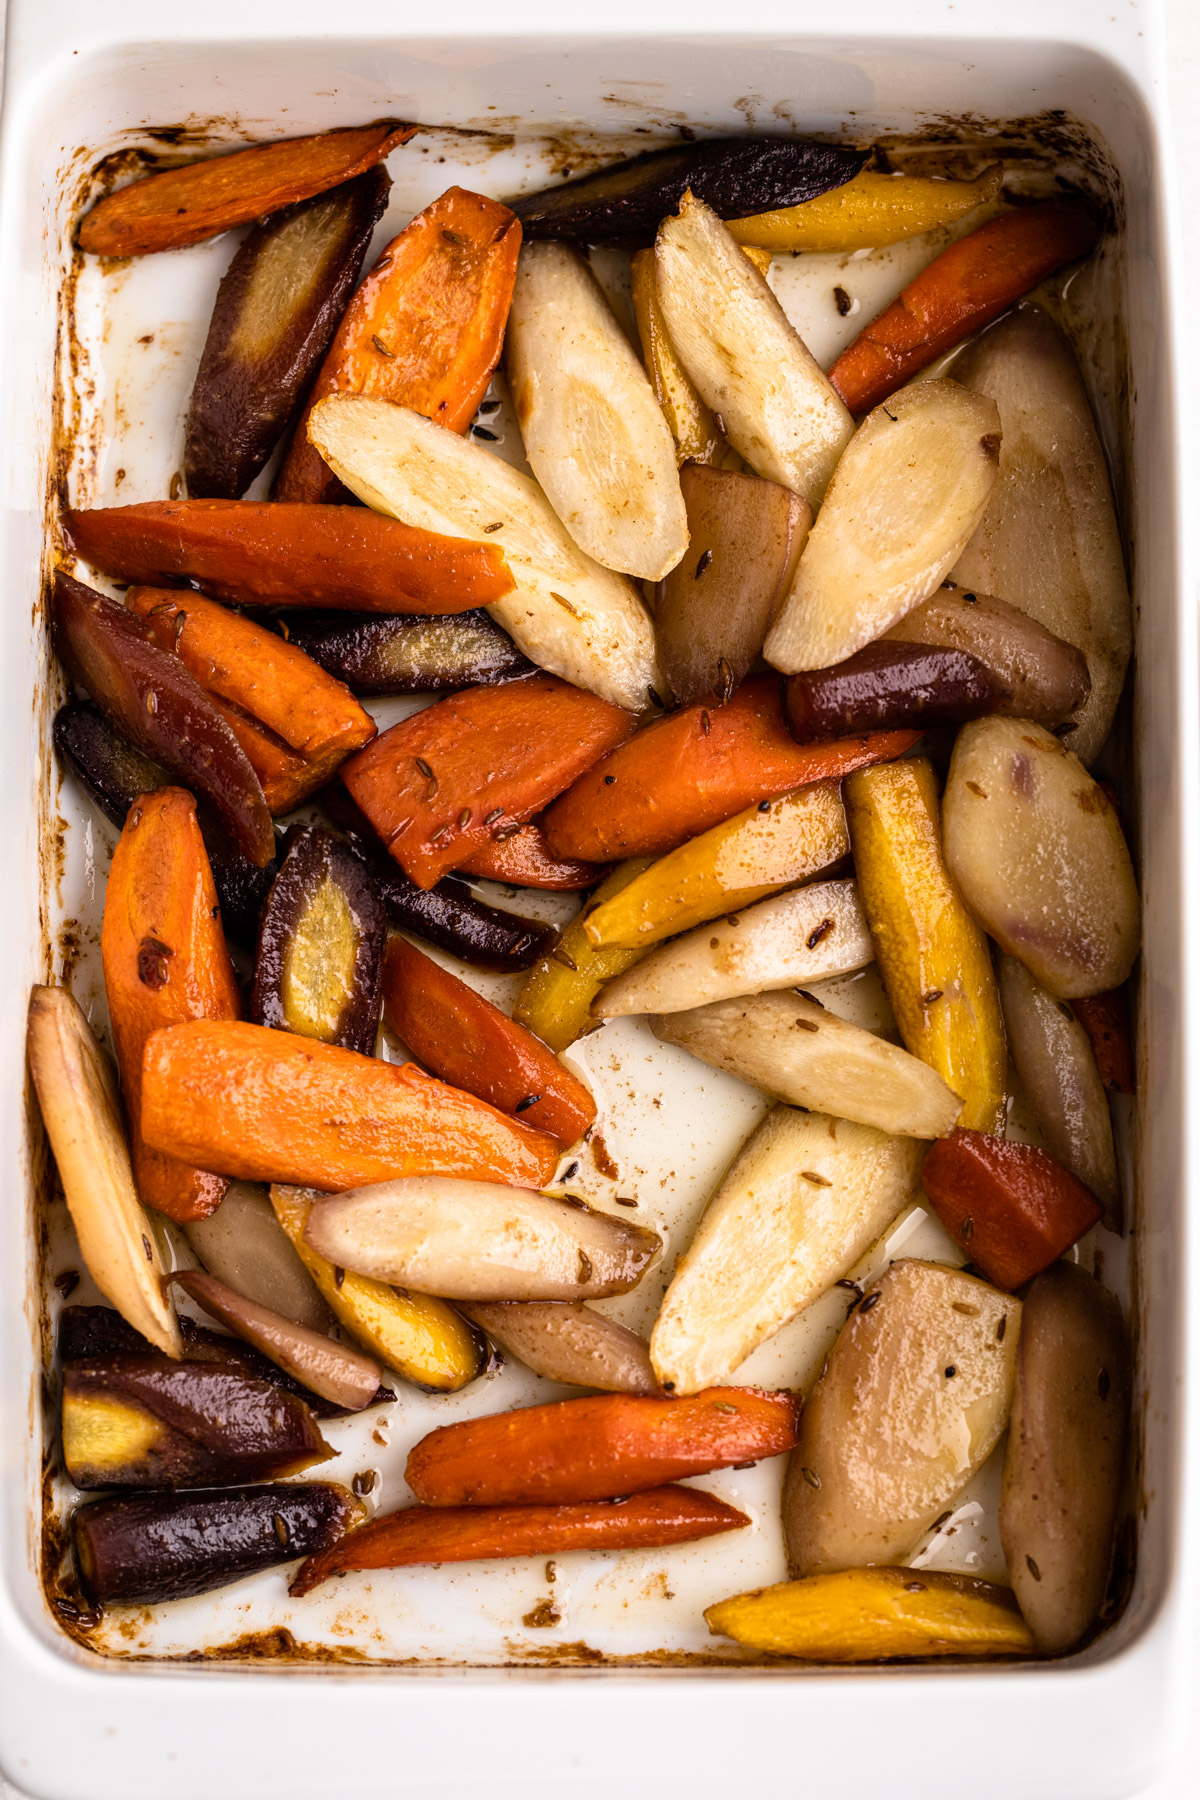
[342,674,635,890]
[64,501,512,615]
[290,1485,748,1594]
[543,676,919,861]
[921,1129,1103,1292]
[78,121,416,258]
[276,186,521,503]
[139,1021,559,1193]
[457,823,606,891]
[406,1387,800,1507]
[1072,989,1136,1095]
[829,200,1101,414]
[128,587,376,813]
[383,936,596,1149]
[101,788,242,1222]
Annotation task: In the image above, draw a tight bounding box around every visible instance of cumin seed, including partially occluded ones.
[372,333,395,358]
[800,1466,821,1489]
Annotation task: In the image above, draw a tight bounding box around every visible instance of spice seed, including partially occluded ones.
[1026,1555,1042,1581]
[514,1094,542,1113]
[800,1466,822,1489]
[859,1292,881,1313]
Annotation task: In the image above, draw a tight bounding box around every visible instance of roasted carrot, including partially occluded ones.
[405,1387,800,1507]
[543,676,918,861]
[342,674,635,890]
[127,587,376,813]
[829,200,1101,415]
[383,936,596,1149]
[64,501,512,615]
[290,1485,748,1594]
[139,1020,559,1192]
[456,823,605,891]
[276,185,521,504]
[920,1129,1103,1292]
[78,121,416,258]
[1072,989,1136,1095]
[101,789,242,1222]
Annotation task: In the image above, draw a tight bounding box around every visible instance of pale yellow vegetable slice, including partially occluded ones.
[782,1259,1020,1574]
[952,304,1132,765]
[630,247,725,468]
[593,878,872,1018]
[726,165,1005,253]
[942,717,1140,998]
[655,192,854,502]
[583,781,849,951]
[307,394,660,712]
[652,991,962,1138]
[182,1178,333,1332]
[513,857,656,1053]
[27,986,181,1358]
[506,243,688,580]
[650,1107,923,1394]
[764,379,1001,673]
[459,1301,659,1395]
[705,1566,1033,1662]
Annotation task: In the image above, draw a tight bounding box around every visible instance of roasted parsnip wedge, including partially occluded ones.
[725,164,1004,253]
[182,1180,333,1333]
[306,395,660,712]
[593,879,872,1018]
[458,1302,659,1395]
[650,1107,924,1394]
[763,380,1001,673]
[506,244,688,580]
[652,991,962,1138]
[27,987,181,1358]
[782,1260,1020,1574]
[270,1185,483,1393]
[998,954,1120,1228]
[883,583,1091,725]
[304,1178,661,1302]
[952,304,1132,764]
[705,1566,1033,1662]
[943,718,1140,998]
[1000,1261,1130,1653]
[630,248,725,467]
[512,858,656,1052]
[655,193,854,503]
[844,757,1007,1133]
[582,781,849,951]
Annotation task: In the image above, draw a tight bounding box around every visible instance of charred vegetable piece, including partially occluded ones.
[405,1387,799,1506]
[1072,989,1136,1094]
[64,502,512,615]
[102,787,242,1222]
[785,641,1006,741]
[705,1566,1033,1662]
[942,718,1140,998]
[284,609,532,694]
[182,1181,333,1333]
[29,992,182,1358]
[782,1261,1020,1575]
[920,1129,1103,1291]
[725,164,1003,253]
[184,166,391,499]
[382,936,596,1148]
[458,1302,659,1395]
[77,120,415,257]
[512,858,657,1053]
[305,1176,660,1303]
[999,1261,1130,1652]
[510,138,867,241]
[630,248,725,467]
[61,1354,333,1489]
[883,584,1091,726]
[251,826,386,1055]
[74,1482,363,1606]
[291,1486,748,1594]
[52,573,274,867]
[656,464,810,707]
[650,1108,924,1396]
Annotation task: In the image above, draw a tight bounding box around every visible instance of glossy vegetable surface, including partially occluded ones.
[181,1180,333,1333]
[455,824,604,891]
[512,858,656,1052]
[630,247,725,467]
[458,1302,659,1395]
[784,640,1005,741]
[725,163,1003,253]
[284,609,532,694]
[921,1129,1103,1291]
[883,583,1091,726]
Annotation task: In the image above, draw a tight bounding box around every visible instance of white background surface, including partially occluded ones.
[0,0,1195,1794]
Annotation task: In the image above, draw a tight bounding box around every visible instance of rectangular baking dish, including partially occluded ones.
[0,2,1194,1796]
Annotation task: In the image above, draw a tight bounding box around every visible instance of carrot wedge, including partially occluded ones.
[828,200,1101,415]
[342,674,635,890]
[276,185,521,504]
[383,936,596,1149]
[543,676,917,861]
[128,587,376,812]
[921,1128,1103,1292]
[139,1020,559,1192]
[101,789,242,1222]
[64,501,512,615]
[405,1387,800,1506]
[290,1485,747,1594]
[1072,989,1136,1094]
[456,824,605,891]
[78,121,416,257]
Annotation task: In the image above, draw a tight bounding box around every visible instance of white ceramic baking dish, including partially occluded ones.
[0,1,1195,1795]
